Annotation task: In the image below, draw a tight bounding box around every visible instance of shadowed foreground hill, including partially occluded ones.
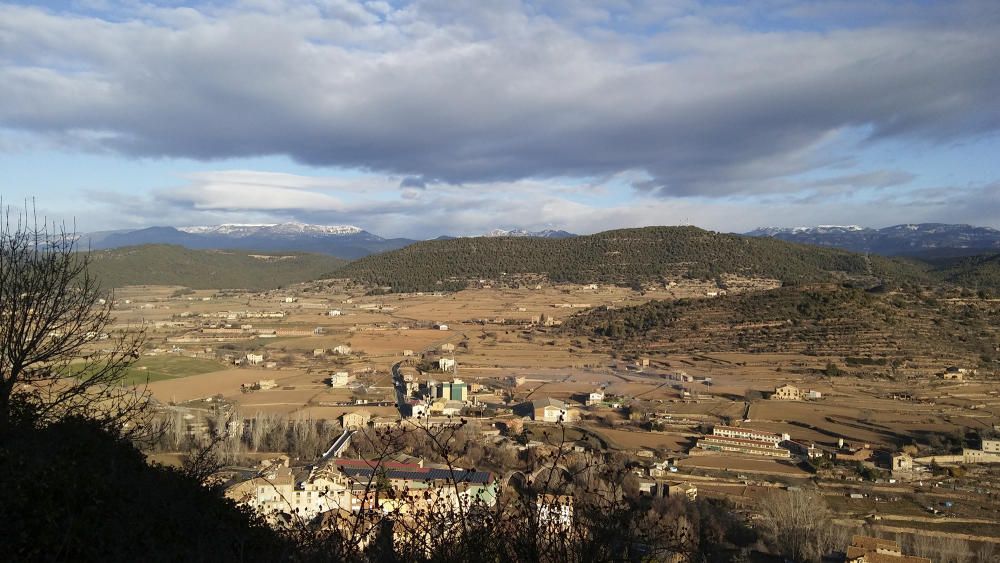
[336,226,930,292]
[87,244,348,290]
[0,414,293,562]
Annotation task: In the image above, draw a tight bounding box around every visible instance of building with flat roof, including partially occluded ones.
[845,535,931,563]
[695,426,792,458]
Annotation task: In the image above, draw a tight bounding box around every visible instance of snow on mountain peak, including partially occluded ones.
[178,223,363,236]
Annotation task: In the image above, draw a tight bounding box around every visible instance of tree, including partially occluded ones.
[756,490,842,562]
[0,204,146,436]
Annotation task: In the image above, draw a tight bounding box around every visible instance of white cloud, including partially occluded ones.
[0,0,998,198]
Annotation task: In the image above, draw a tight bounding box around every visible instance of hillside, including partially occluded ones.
[335,226,930,292]
[2,415,293,561]
[924,252,1000,293]
[563,285,1000,369]
[86,245,348,290]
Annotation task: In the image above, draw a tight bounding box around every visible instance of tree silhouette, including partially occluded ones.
[0,203,147,437]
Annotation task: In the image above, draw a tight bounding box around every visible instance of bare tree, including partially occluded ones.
[756,489,837,562]
[0,203,147,437]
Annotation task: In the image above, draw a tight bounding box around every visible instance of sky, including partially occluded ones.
[1,0,999,239]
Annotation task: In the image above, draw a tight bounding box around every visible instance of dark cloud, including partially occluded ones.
[0,1,999,198]
[399,176,427,189]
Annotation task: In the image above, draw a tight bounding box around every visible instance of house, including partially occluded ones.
[340,410,371,429]
[845,535,930,563]
[516,397,569,423]
[328,310,342,317]
[225,465,351,524]
[771,384,802,401]
[407,402,428,418]
[283,297,297,303]
[436,324,449,331]
[313,348,326,357]
[586,390,605,406]
[664,482,698,501]
[328,372,352,387]
[332,345,352,355]
[806,390,822,400]
[439,358,457,371]
[891,453,913,474]
[245,353,264,365]
[331,458,496,513]
[440,343,456,352]
[402,349,414,357]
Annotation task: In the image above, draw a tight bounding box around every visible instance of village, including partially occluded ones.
[102,279,1000,557]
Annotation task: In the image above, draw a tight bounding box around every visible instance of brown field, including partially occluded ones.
[586,427,693,452]
[348,329,456,355]
[148,368,303,403]
[676,456,811,477]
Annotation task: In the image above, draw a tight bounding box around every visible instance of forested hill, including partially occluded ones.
[335,226,929,292]
[87,245,348,290]
[922,252,1000,293]
[562,284,999,368]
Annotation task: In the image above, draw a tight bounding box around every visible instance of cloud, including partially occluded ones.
[83,168,986,239]
[1,1,998,199]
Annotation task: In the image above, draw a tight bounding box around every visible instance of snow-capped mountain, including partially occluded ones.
[82,223,414,259]
[749,225,866,236]
[746,223,1000,257]
[483,228,576,238]
[178,223,364,237]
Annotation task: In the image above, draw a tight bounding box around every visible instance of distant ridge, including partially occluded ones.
[482,228,576,238]
[337,226,927,293]
[87,245,347,290]
[746,223,1000,257]
[82,222,416,259]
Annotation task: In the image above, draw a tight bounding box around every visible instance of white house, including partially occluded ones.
[328,310,342,317]
[439,358,457,371]
[586,390,605,406]
[245,353,264,365]
[328,371,352,387]
[332,345,352,355]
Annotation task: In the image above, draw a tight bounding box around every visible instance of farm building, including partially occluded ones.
[516,397,569,423]
[771,384,802,401]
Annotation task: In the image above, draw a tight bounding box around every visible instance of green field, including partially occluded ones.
[68,355,224,386]
[124,356,223,385]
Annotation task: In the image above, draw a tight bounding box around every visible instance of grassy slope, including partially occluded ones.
[336,226,930,292]
[125,356,224,385]
[86,244,348,290]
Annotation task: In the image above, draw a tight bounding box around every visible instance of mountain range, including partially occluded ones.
[746,223,1000,257]
[81,223,577,259]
